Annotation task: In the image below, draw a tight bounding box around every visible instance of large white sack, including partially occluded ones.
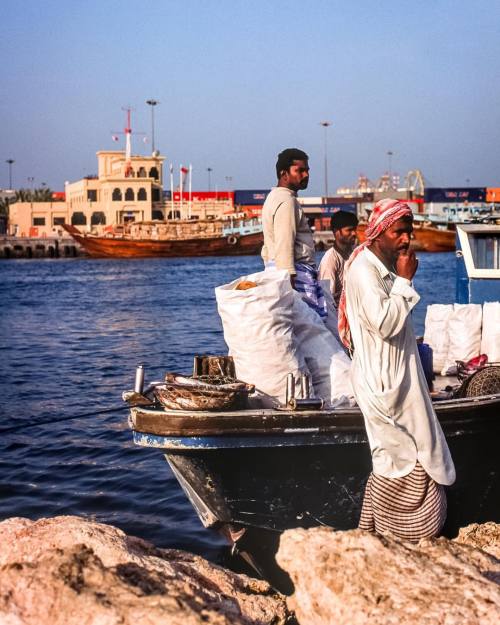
[215,269,306,407]
[441,303,482,375]
[292,291,354,407]
[480,301,500,361]
[319,278,342,344]
[424,304,453,373]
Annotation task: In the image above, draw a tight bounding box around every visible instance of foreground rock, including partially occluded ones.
[277,525,500,625]
[0,516,290,625]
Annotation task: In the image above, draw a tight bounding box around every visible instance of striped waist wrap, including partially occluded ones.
[358,462,447,542]
[294,262,328,319]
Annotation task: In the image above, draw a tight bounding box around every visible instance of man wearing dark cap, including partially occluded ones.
[318,210,358,308]
[262,148,327,318]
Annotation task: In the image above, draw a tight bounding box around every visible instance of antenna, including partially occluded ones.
[110,106,145,178]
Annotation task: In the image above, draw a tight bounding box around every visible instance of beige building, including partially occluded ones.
[8,150,165,237]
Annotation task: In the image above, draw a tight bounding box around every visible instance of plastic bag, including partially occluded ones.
[424,304,453,374]
[216,269,306,407]
[441,304,482,376]
[480,302,500,362]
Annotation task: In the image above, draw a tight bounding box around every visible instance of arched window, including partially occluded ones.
[124,188,134,201]
[168,210,181,220]
[137,167,146,178]
[71,212,87,225]
[152,210,163,220]
[152,188,160,201]
[137,188,147,201]
[112,188,122,201]
[91,211,106,225]
[149,167,159,180]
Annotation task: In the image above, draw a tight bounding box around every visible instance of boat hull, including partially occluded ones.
[357,222,456,252]
[131,395,500,536]
[63,225,263,258]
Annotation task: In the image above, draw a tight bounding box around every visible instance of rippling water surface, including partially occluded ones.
[0,252,455,560]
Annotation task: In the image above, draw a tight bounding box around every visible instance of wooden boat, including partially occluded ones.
[63,218,263,258]
[126,367,500,587]
[356,222,456,252]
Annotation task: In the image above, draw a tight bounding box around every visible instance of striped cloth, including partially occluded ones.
[265,261,328,319]
[358,462,447,542]
[294,262,328,319]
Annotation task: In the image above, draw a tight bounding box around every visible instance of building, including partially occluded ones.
[8,151,165,237]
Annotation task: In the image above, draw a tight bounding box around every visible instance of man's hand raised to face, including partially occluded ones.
[396,249,418,281]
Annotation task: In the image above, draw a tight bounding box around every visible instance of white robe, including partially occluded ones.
[345,248,455,485]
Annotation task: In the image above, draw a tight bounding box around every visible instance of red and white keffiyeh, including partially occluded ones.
[337,199,413,349]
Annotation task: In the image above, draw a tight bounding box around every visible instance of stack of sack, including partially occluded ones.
[424,302,500,376]
[215,269,353,408]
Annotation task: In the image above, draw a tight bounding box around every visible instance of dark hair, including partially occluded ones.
[276,148,309,179]
[330,210,359,231]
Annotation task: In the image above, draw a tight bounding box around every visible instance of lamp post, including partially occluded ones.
[207,167,213,192]
[319,122,332,198]
[387,151,393,188]
[146,99,159,153]
[6,159,14,190]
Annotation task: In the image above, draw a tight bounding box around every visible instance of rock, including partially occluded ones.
[276,526,500,625]
[0,516,290,625]
[454,522,500,559]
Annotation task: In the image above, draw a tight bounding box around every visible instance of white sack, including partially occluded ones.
[215,269,306,407]
[319,278,342,344]
[441,303,482,375]
[423,304,453,373]
[292,291,354,407]
[480,301,500,361]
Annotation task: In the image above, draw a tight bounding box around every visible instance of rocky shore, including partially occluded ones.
[0,516,499,624]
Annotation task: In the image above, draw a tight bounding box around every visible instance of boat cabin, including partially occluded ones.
[456,224,500,304]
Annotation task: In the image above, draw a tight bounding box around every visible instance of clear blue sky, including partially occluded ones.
[1,0,500,194]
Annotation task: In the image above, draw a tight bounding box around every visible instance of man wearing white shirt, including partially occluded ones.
[338,199,455,541]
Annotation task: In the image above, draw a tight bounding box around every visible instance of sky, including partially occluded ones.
[1,0,500,195]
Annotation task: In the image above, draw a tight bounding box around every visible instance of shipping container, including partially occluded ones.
[298,196,324,205]
[424,187,486,203]
[172,191,234,202]
[486,187,500,202]
[234,190,270,206]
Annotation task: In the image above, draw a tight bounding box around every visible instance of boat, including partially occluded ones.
[63,217,263,258]
[126,224,500,589]
[356,221,456,252]
[126,366,500,588]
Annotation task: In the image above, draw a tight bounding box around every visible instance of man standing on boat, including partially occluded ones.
[319,210,359,309]
[339,199,455,541]
[262,148,327,318]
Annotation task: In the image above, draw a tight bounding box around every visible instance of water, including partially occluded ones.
[0,252,455,560]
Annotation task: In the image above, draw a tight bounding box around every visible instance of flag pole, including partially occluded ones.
[188,164,193,219]
[179,163,184,219]
[169,163,174,221]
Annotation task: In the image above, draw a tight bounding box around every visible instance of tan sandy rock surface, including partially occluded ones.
[276,525,500,625]
[0,515,290,625]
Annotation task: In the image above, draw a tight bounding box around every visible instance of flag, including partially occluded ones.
[169,163,174,174]
[181,166,189,175]
[111,135,119,142]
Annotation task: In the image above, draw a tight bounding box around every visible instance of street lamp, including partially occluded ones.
[207,167,213,191]
[6,159,14,190]
[146,99,159,153]
[319,122,332,198]
[387,151,393,188]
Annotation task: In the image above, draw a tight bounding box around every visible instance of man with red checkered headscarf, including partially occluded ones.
[340,199,455,542]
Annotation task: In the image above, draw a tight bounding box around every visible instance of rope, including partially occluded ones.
[0,403,132,435]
